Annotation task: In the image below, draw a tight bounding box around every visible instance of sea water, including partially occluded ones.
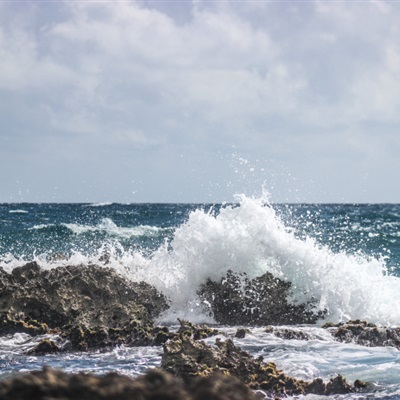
[1,197,400,398]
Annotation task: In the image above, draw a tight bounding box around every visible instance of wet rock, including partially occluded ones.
[266,327,313,341]
[198,270,324,325]
[324,374,353,394]
[235,328,251,339]
[62,321,172,352]
[161,332,364,397]
[26,339,62,355]
[0,367,259,400]
[64,324,109,351]
[177,319,220,340]
[0,314,52,336]
[0,262,169,331]
[323,320,400,349]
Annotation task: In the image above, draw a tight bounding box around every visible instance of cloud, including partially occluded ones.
[0,0,400,202]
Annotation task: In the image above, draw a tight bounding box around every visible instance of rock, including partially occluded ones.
[26,339,62,355]
[61,321,172,352]
[324,374,353,395]
[266,327,313,341]
[16,321,172,354]
[0,314,52,336]
[0,367,187,400]
[188,372,259,400]
[161,332,364,397]
[0,262,169,331]
[198,270,324,325]
[0,367,259,400]
[177,319,220,340]
[323,320,400,350]
[235,328,251,339]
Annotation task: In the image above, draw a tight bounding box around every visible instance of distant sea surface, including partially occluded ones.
[1,199,400,398]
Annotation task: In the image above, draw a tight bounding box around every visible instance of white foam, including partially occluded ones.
[63,218,166,238]
[125,194,400,325]
[29,224,55,231]
[86,202,113,207]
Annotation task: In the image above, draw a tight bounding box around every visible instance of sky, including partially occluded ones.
[1,0,400,203]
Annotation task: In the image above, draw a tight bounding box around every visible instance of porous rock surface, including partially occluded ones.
[323,319,400,349]
[198,270,324,325]
[0,262,168,329]
[161,327,366,398]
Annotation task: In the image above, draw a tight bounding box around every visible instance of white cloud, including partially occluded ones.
[1,0,400,202]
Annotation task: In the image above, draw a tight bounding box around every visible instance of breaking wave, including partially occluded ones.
[2,194,400,325]
[128,194,400,325]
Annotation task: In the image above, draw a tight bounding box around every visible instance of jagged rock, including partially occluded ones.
[266,326,313,341]
[26,339,62,355]
[198,270,323,325]
[61,321,172,352]
[0,262,169,331]
[177,319,220,340]
[0,367,259,400]
[0,314,52,336]
[161,332,364,397]
[17,321,172,354]
[323,320,400,349]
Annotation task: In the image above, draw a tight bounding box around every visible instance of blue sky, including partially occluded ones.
[1,0,400,203]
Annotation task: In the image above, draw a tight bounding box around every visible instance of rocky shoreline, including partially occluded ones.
[0,262,394,399]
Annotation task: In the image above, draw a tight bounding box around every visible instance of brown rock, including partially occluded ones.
[26,339,62,355]
[0,367,188,400]
[0,367,259,400]
[0,262,169,331]
[198,270,324,325]
[323,320,400,350]
[161,332,365,397]
[189,372,259,400]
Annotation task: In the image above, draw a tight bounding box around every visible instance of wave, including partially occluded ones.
[9,209,28,214]
[63,218,168,238]
[124,194,400,325]
[3,195,400,326]
[28,218,168,239]
[86,202,114,207]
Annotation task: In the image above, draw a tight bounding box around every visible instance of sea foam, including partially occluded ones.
[2,195,400,326]
[127,194,400,325]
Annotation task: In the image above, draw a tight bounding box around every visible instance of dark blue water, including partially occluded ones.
[1,202,399,273]
[278,203,400,272]
[0,203,205,261]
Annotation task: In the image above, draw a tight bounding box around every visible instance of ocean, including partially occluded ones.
[1,196,400,398]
